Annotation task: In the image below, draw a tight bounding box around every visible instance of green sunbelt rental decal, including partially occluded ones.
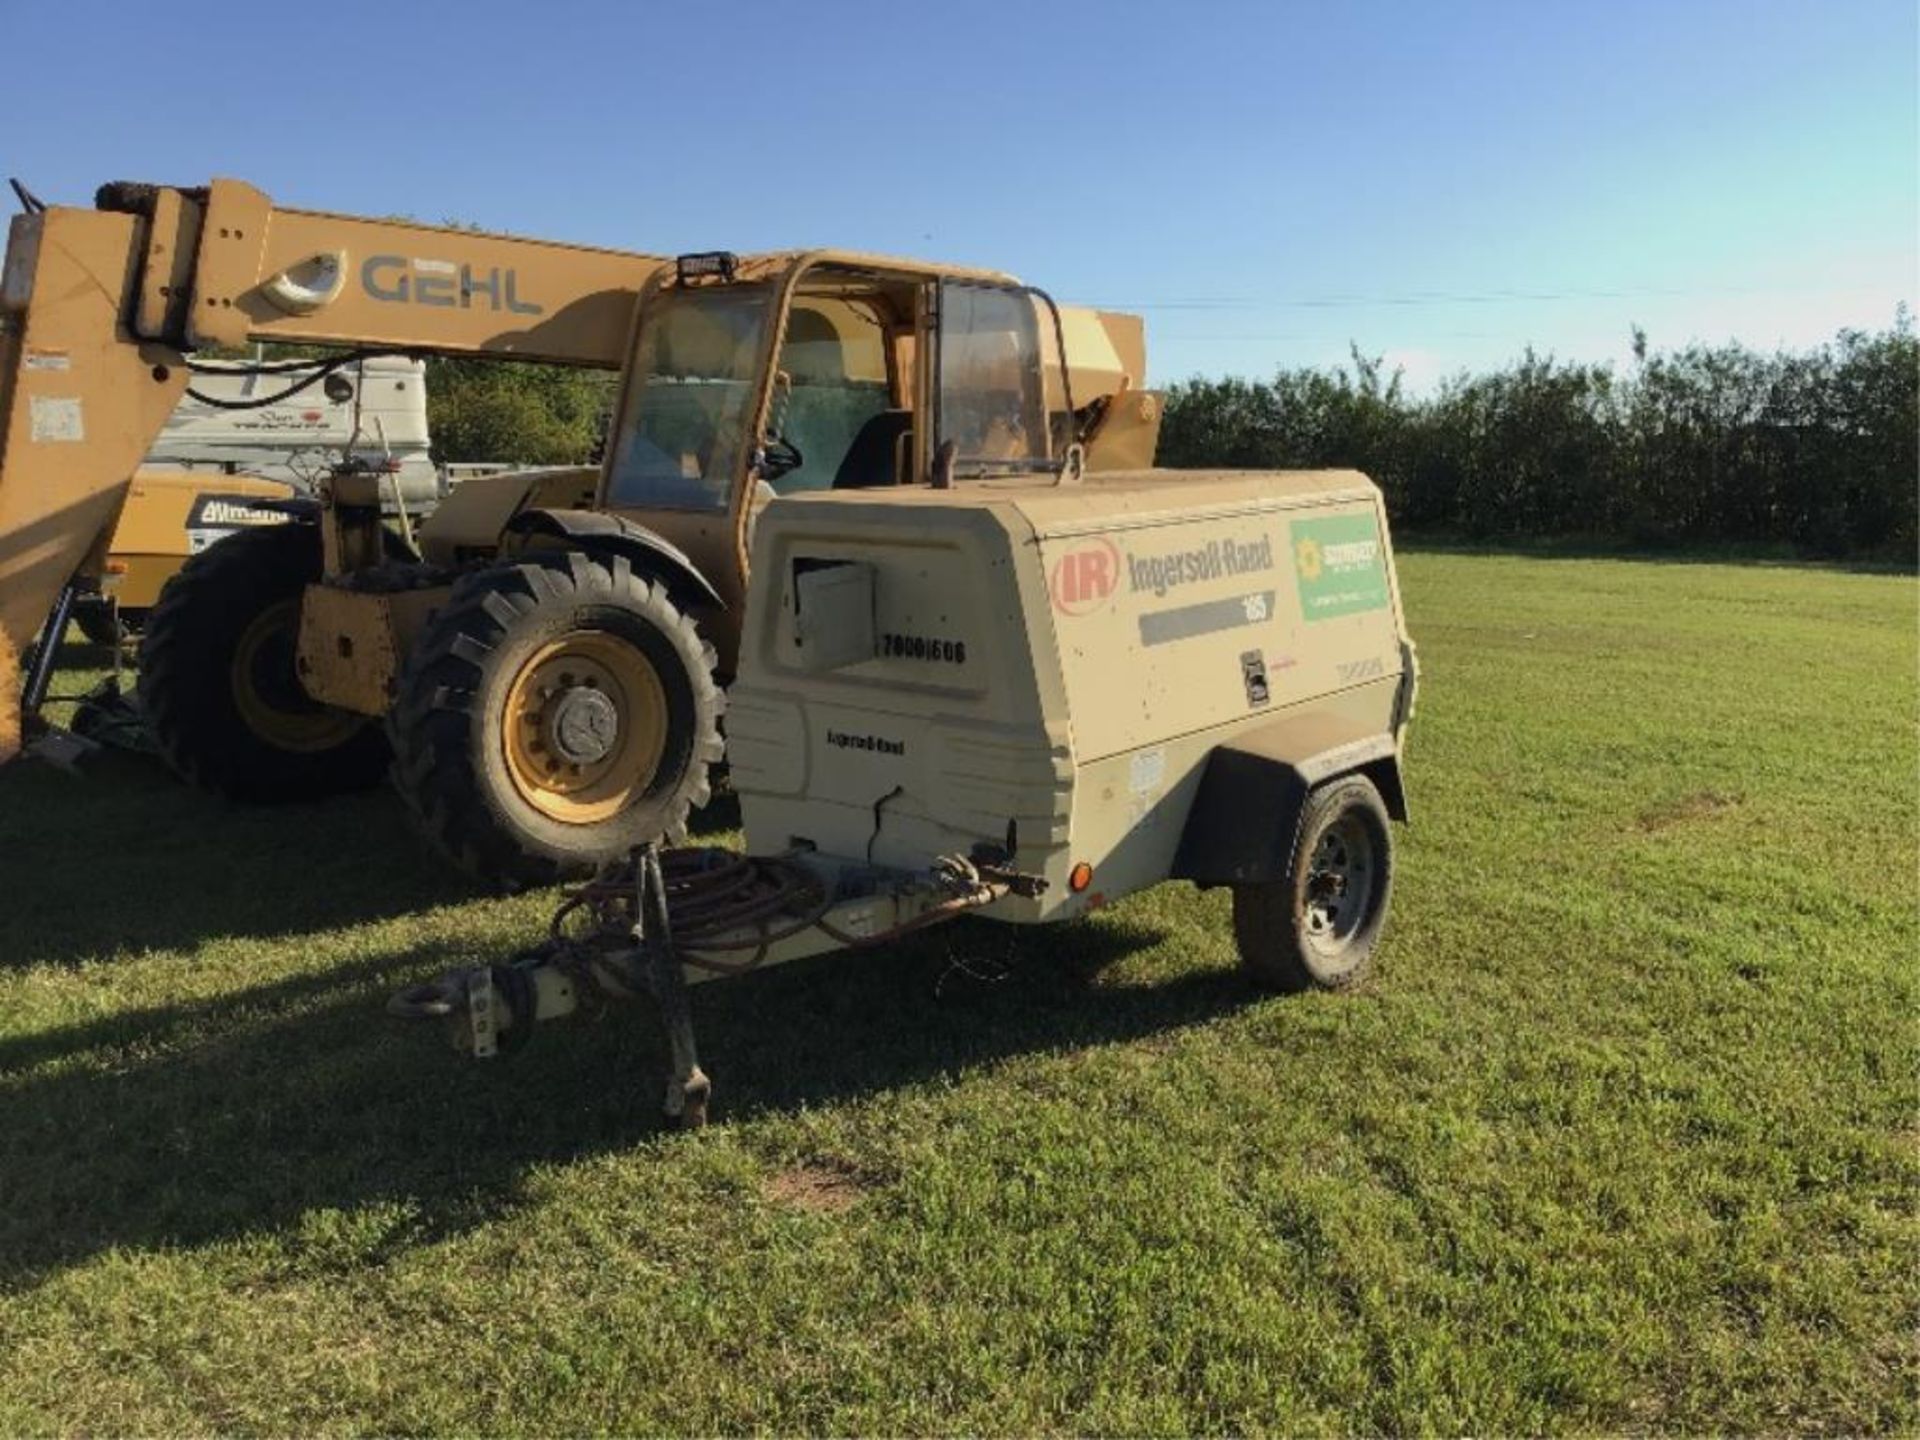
[1290,513,1389,621]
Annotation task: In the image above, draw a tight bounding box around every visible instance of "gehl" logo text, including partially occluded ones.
[362,256,544,315]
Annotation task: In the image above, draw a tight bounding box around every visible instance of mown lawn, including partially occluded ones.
[0,551,1913,1434]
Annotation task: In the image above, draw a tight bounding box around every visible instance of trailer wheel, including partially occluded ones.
[1232,774,1395,992]
[138,524,388,800]
[387,550,723,891]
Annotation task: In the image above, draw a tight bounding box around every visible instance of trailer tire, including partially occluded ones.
[1232,774,1394,992]
[138,523,389,801]
[387,550,723,892]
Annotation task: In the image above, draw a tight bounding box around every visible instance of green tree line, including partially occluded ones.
[415,315,1915,561]
[424,358,616,469]
[1157,316,1917,560]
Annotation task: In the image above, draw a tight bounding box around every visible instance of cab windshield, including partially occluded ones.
[605,284,772,511]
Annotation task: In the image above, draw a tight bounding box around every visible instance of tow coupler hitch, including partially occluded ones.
[390,842,1030,1126]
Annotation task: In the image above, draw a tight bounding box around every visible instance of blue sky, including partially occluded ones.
[1,0,1912,389]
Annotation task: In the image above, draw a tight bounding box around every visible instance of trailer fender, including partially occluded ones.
[1171,711,1407,887]
[504,508,723,610]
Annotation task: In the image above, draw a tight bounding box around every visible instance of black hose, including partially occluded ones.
[183,351,371,410]
[186,354,362,375]
[552,846,1002,979]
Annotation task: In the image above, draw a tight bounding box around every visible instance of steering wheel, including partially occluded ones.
[758,435,804,481]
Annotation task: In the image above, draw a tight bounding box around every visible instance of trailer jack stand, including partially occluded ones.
[391,841,1006,1127]
[648,937,711,1128]
[631,844,710,1128]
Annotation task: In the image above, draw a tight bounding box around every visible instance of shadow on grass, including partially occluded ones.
[0,749,477,968]
[0,749,741,969]
[0,910,1253,1286]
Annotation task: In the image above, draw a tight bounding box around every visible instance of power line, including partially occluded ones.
[1074,280,1905,312]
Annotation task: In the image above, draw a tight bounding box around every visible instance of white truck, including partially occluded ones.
[85,357,508,641]
[145,354,440,509]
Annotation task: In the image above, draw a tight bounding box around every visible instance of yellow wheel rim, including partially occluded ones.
[502,630,669,825]
[230,600,365,753]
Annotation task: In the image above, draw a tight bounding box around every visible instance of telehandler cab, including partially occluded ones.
[0,180,1155,887]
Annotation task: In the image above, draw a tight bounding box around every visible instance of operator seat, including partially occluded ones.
[833,410,913,489]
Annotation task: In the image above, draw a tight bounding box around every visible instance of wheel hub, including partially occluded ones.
[501,630,671,825]
[1303,817,1373,949]
[547,685,620,764]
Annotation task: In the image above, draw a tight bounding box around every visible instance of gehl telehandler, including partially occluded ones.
[1,178,1419,1120]
[0,178,1156,887]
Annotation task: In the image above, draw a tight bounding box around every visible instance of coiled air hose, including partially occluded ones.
[551,847,1003,976]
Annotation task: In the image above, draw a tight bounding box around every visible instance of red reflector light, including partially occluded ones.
[1069,862,1094,893]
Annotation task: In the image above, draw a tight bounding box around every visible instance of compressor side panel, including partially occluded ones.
[1019,476,1410,914]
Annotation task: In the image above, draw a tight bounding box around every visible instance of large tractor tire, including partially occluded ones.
[387,550,724,891]
[138,523,390,801]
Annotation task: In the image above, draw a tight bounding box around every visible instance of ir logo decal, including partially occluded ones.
[1049,538,1120,616]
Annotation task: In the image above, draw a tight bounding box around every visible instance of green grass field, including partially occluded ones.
[1,551,1913,1434]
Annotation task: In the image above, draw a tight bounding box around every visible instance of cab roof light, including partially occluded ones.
[676,251,738,284]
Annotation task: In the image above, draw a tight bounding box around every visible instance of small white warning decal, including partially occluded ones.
[29,396,83,442]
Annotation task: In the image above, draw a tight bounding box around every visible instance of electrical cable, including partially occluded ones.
[184,351,370,410]
[183,350,417,409]
[185,353,363,375]
[867,784,904,863]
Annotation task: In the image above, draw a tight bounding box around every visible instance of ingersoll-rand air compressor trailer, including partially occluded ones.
[395,467,1417,1125]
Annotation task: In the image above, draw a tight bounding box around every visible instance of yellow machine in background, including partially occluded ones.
[1,178,661,765]
[76,470,296,642]
[78,356,442,643]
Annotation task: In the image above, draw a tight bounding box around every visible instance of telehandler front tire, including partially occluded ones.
[138,523,389,801]
[387,550,723,892]
[1232,774,1395,992]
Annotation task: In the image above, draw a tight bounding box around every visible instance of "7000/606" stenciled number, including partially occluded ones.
[881,632,968,665]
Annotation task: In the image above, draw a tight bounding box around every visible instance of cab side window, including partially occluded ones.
[766,301,897,493]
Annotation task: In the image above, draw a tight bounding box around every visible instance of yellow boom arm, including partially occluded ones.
[0,179,666,757]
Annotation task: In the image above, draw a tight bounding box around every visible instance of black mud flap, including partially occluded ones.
[1171,712,1406,887]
